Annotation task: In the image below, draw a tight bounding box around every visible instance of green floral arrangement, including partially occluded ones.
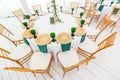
[50,32,56,42]
[22,22,29,29]
[52,0,61,23]
[35,10,39,16]
[71,27,76,33]
[101,0,104,4]
[71,27,76,37]
[80,19,85,27]
[25,15,30,19]
[71,8,74,14]
[30,29,37,39]
[80,12,84,18]
[110,0,114,7]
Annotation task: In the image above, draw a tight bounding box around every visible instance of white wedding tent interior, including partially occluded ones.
[0,0,120,80]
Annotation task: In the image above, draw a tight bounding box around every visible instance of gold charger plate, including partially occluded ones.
[56,32,72,44]
[74,27,86,36]
[22,28,37,38]
[35,34,52,45]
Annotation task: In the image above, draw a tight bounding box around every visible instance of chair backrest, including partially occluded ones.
[46,2,54,13]
[0,48,10,57]
[0,24,14,42]
[71,2,80,13]
[85,5,97,26]
[85,1,96,18]
[84,0,89,12]
[13,9,24,23]
[32,4,42,13]
[94,15,114,42]
[96,15,114,31]
[84,0,94,12]
[93,32,117,55]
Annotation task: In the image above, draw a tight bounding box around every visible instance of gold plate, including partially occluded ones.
[56,32,72,44]
[74,27,86,36]
[22,28,37,38]
[36,34,52,45]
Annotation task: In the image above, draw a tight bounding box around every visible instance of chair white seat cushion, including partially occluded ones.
[58,49,79,68]
[78,38,98,53]
[30,52,51,70]
[9,43,32,59]
[85,27,99,35]
[111,16,119,22]
[9,35,23,41]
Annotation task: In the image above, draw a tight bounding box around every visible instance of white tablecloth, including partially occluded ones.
[27,36,81,63]
[26,13,82,63]
[33,13,78,34]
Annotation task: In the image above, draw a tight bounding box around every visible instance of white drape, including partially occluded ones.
[0,0,118,18]
[0,0,22,17]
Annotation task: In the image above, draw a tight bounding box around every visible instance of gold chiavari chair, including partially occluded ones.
[56,32,96,77]
[0,24,23,46]
[46,2,53,13]
[0,24,33,67]
[77,32,117,64]
[4,52,53,78]
[63,2,79,14]
[3,33,53,78]
[46,2,59,13]
[32,4,47,15]
[87,15,115,42]
[84,0,89,12]
[76,1,97,26]
[0,44,33,68]
[13,9,37,28]
[12,9,24,24]
[71,2,80,13]
[84,0,95,12]
[85,1,96,18]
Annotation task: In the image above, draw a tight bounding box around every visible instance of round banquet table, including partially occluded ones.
[22,13,86,63]
[33,13,78,34]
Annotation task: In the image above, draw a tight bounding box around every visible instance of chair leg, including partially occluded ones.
[77,66,79,71]
[110,22,116,33]
[15,61,24,68]
[13,41,17,47]
[63,70,66,77]
[86,56,96,65]
[47,72,53,78]
[32,72,36,77]
[86,61,89,65]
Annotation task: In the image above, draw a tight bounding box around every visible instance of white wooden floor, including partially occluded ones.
[0,17,120,80]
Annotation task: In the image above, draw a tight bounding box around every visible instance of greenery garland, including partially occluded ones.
[51,0,61,23]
